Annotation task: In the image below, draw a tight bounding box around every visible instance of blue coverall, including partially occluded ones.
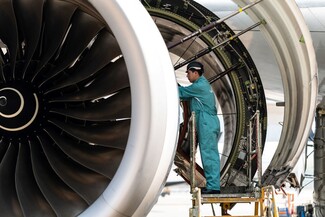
[178,76,221,190]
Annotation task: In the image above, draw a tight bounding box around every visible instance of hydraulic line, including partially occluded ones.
[174,21,264,70]
[208,62,242,84]
[167,0,263,50]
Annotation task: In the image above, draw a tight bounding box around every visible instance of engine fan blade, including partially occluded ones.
[50,88,131,121]
[39,10,105,87]
[0,143,23,217]
[38,133,109,204]
[0,57,4,81]
[32,0,78,81]
[15,142,55,217]
[0,138,10,162]
[46,129,124,179]
[45,128,123,178]
[14,0,44,78]
[30,137,88,216]
[50,58,129,102]
[0,0,18,77]
[46,30,121,92]
[48,119,130,149]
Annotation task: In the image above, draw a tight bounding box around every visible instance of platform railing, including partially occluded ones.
[248,110,263,188]
[190,111,197,194]
[188,110,280,217]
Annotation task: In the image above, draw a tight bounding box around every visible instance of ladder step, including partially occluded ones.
[203,215,259,217]
[202,195,260,204]
[220,186,250,194]
[202,192,256,198]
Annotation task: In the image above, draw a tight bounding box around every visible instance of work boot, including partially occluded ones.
[201,188,220,194]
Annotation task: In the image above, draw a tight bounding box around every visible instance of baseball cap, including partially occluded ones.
[187,61,204,73]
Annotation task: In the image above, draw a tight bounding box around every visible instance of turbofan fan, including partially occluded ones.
[0,0,179,216]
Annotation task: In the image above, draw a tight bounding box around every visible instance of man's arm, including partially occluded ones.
[178,82,202,99]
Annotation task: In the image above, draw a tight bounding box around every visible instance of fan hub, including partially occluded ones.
[0,84,40,134]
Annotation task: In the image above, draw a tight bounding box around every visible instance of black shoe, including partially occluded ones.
[201,188,220,194]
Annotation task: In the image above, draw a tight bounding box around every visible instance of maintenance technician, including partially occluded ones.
[178,61,221,194]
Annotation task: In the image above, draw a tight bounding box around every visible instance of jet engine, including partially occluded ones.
[0,0,317,216]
